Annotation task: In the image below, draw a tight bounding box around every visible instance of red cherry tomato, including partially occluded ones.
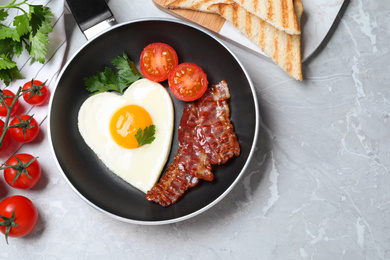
[168,63,208,101]
[0,119,10,152]
[0,89,19,117]
[9,115,39,143]
[2,154,41,189]
[22,79,50,106]
[0,195,38,243]
[140,43,179,82]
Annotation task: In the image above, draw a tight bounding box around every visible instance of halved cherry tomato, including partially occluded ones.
[0,195,38,244]
[9,115,39,143]
[140,43,179,82]
[0,89,19,117]
[22,79,50,106]
[168,63,208,101]
[2,153,41,189]
[0,119,10,152]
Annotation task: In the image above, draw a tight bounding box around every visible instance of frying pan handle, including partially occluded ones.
[66,0,117,40]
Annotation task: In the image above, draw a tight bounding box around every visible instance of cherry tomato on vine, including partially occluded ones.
[0,89,20,117]
[9,115,39,143]
[0,119,10,152]
[0,195,38,244]
[1,154,41,189]
[168,62,208,101]
[140,43,179,82]
[22,79,50,106]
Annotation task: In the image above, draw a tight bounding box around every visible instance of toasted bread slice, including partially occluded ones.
[164,0,232,13]
[209,0,303,80]
[230,0,300,35]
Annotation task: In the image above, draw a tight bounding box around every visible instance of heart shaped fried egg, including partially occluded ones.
[78,78,174,193]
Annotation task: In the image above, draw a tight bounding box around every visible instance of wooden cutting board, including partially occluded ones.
[153,0,225,33]
[153,0,348,61]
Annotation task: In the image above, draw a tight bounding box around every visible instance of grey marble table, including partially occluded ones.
[2,0,389,259]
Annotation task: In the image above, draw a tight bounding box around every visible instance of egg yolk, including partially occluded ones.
[110,105,153,149]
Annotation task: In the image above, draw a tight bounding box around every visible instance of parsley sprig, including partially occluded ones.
[0,0,53,86]
[135,125,156,147]
[84,53,143,95]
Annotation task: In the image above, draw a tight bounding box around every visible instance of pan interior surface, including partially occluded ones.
[49,19,258,224]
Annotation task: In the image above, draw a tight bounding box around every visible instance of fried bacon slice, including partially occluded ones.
[146,80,240,207]
[195,81,240,165]
[145,161,199,207]
[176,102,213,181]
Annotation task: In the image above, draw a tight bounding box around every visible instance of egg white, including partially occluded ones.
[78,78,174,193]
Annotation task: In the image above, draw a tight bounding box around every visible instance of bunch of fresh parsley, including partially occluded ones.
[0,0,53,86]
[84,53,143,95]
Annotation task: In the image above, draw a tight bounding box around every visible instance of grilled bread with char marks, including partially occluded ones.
[232,0,300,35]
[208,0,303,80]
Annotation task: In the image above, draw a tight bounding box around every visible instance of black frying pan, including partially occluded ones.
[48,0,259,224]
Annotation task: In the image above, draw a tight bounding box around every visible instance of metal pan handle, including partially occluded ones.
[66,0,117,40]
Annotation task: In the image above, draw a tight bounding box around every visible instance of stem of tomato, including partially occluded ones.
[0,87,22,150]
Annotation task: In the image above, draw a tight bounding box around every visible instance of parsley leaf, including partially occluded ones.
[12,39,23,57]
[28,5,53,63]
[0,54,23,86]
[0,27,20,42]
[30,5,53,34]
[0,1,53,86]
[135,125,156,147]
[29,29,50,63]
[0,54,16,70]
[84,67,122,94]
[0,9,8,22]
[0,38,13,55]
[84,53,143,95]
[13,14,29,36]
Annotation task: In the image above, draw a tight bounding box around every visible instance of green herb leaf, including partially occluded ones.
[28,5,52,64]
[13,14,29,37]
[111,53,143,81]
[29,5,53,35]
[84,53,143,95]
[35,5,53,34]
[135,125,156,147]
[0,55,22,86]
[84,67,122,94]
[0,27,20,42]
[0,9,8,22]
[0,1,53,85]
[0,38,15,56]
[12,40,23,57]
[0,55,16,70]
[29,29,49,63]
